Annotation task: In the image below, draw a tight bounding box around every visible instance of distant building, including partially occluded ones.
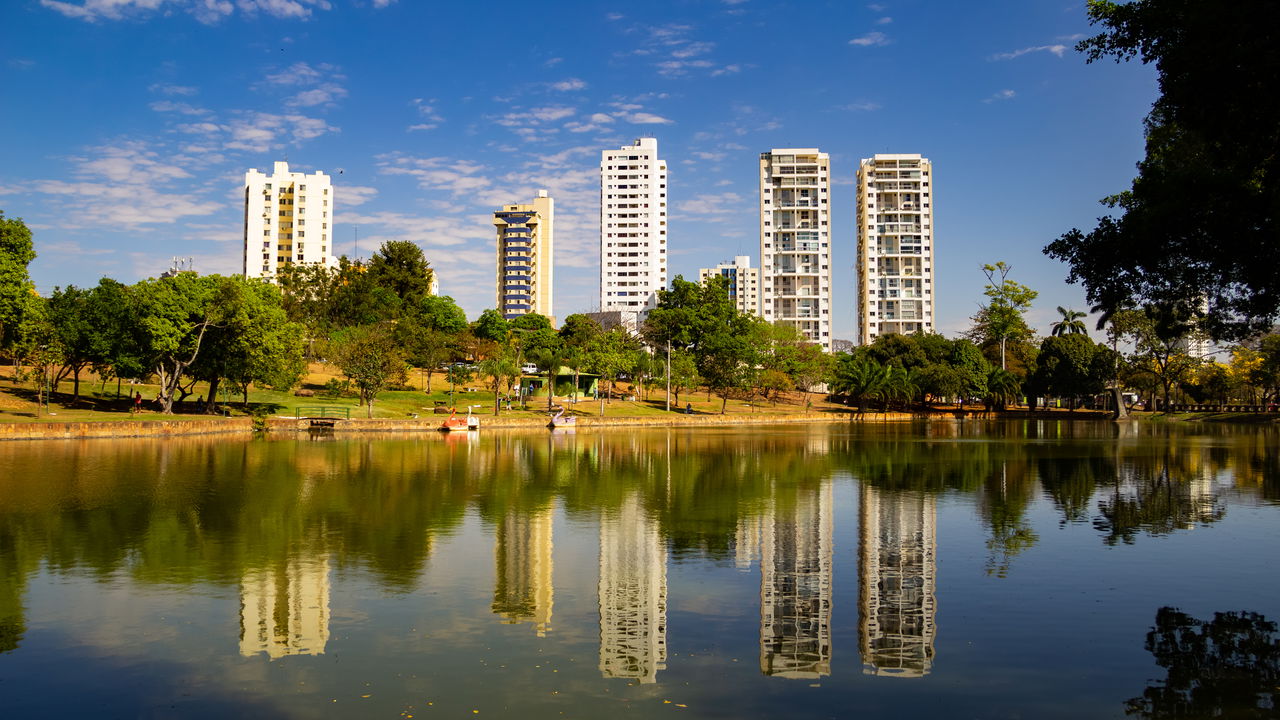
[243,161,336,280]
[601,138,668,314]
[759,149,832,351]
[698,255,761,316]
[856,154,936,343]
[584,309,641,335]
[494,191,554,322]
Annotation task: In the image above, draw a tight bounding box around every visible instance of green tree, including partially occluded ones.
[558,314,603,348]
[1111,306,1202,410]
[969,262,1039,370]
[1051,306,1088,336]
[46,286,103,402]
[1045,0,1280,342]
[471,309,510,343]
[527,346,568,412]
[830,354,890,413]
[1029,334,1116,410]
[477,346,518,416]
[129,274,220,414]
[329,322,406,418]
[0,212,36,356]
[366,240,436,310]
[193,277,306,411]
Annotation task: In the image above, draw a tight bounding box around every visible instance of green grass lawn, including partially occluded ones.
[0,366,838,423]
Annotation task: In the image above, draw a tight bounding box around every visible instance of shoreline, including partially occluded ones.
[0,408,1139,440]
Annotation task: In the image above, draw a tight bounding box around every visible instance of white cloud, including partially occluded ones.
[40,0,329,23]
[849,31,890,47]
[990,44,1067,61]
[372,0,396,7]
[550,78,587,91]
[264,61,328,86]
[867,3,886,11]
[605,12,623,21]
[287,82,347,107]
[9,59,37,70]
[342,185,378,207]
[710,64,741,77]
[149,83,198,96]
[149,100,210,115]
[693,151,725,161]
[624,112,674,125]
[876,16,892,24]
[408,98,444,131]
[840,101,882,112]
[223,111,338,151]
[984,89,1017,103]
[40,240,114,256]
[677,192,744,218]
[20,141,221,229]
[529,106,576,122]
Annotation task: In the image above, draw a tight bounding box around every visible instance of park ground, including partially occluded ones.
[0,363,1205,427]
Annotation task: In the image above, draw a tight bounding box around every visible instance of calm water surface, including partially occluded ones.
[0,420,1277,719]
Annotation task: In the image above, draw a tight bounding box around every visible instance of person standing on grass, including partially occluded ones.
[133,392,142,414]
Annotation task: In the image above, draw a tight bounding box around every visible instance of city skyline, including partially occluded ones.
[1,0,1157,341]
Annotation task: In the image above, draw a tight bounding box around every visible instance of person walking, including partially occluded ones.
[132,392,143,414]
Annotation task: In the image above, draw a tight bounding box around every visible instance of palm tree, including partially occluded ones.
[477,350,518,416]
[985,368,1022,410]
[1051,306,1088,336]
[830,356,889,414]
[528,347,568,412]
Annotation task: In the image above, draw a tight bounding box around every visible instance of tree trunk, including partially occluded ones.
[721,395,727,414]
[72,367,81,402]
[205,376,221,414]
[425,368,434,394]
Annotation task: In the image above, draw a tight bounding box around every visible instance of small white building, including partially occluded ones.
[698,255,761,316]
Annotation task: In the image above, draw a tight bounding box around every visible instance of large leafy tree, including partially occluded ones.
[1045,0,1280,341]
[366,241,436,308]
[129,273,220,414]
[1028,334,1117,410]
[329,322,406,418]
[0,212,36,355]
[192,277,306,411]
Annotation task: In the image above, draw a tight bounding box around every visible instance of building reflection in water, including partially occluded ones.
[858,486,937,677]
[492,506,555,637]
[759,481,834,679]
[239,554,331,659]
[598,492,668,683]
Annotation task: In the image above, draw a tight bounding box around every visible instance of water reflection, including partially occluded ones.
[492,507,554,636]
[758,480,833,679]
[239,554,331,659]
[858,486,936,677]
[0,422,1275,710]
[598,492,668,683]
[1126,607,1280,719]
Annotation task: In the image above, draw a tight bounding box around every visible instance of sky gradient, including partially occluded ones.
[0,0,1156,341]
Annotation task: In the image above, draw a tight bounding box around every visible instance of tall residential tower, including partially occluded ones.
[494,191,554,322]
[243,161,336,280]
[600,138,667,314]
[855,154,935,343]
[759,149,832,351]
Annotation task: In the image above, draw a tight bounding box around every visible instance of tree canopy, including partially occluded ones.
[1044,0,1280,341]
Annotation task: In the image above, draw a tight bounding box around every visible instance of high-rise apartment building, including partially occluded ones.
[600,138,667,313]
[759,149,832,351]
[243,161,336,279]
[698,255,761,316]
[855,154,935,343]
[239,555,331,659]
[494,190,554,322]
[760,481,834,679]
[598,493,668,683]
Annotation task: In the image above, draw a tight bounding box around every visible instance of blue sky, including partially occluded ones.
[0,0,1155,341]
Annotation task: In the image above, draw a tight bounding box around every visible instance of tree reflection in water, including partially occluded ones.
[1127,607,1280,719]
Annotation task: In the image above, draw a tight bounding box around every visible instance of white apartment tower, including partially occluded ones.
[243,161,336,280]
[600,138,668,313]
[698,255,761,316]
[759,149,833,352]
[856,154,935,343]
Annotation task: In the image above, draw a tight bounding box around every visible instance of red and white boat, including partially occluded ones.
[440,407,480,432]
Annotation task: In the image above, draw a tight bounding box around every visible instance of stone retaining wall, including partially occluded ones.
[0,418,253,441]
[0,410,932,441]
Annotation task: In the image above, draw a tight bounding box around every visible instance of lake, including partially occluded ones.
[0,420,1277,718]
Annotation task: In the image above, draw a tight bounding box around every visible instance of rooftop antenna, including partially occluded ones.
[353,225,359,260]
